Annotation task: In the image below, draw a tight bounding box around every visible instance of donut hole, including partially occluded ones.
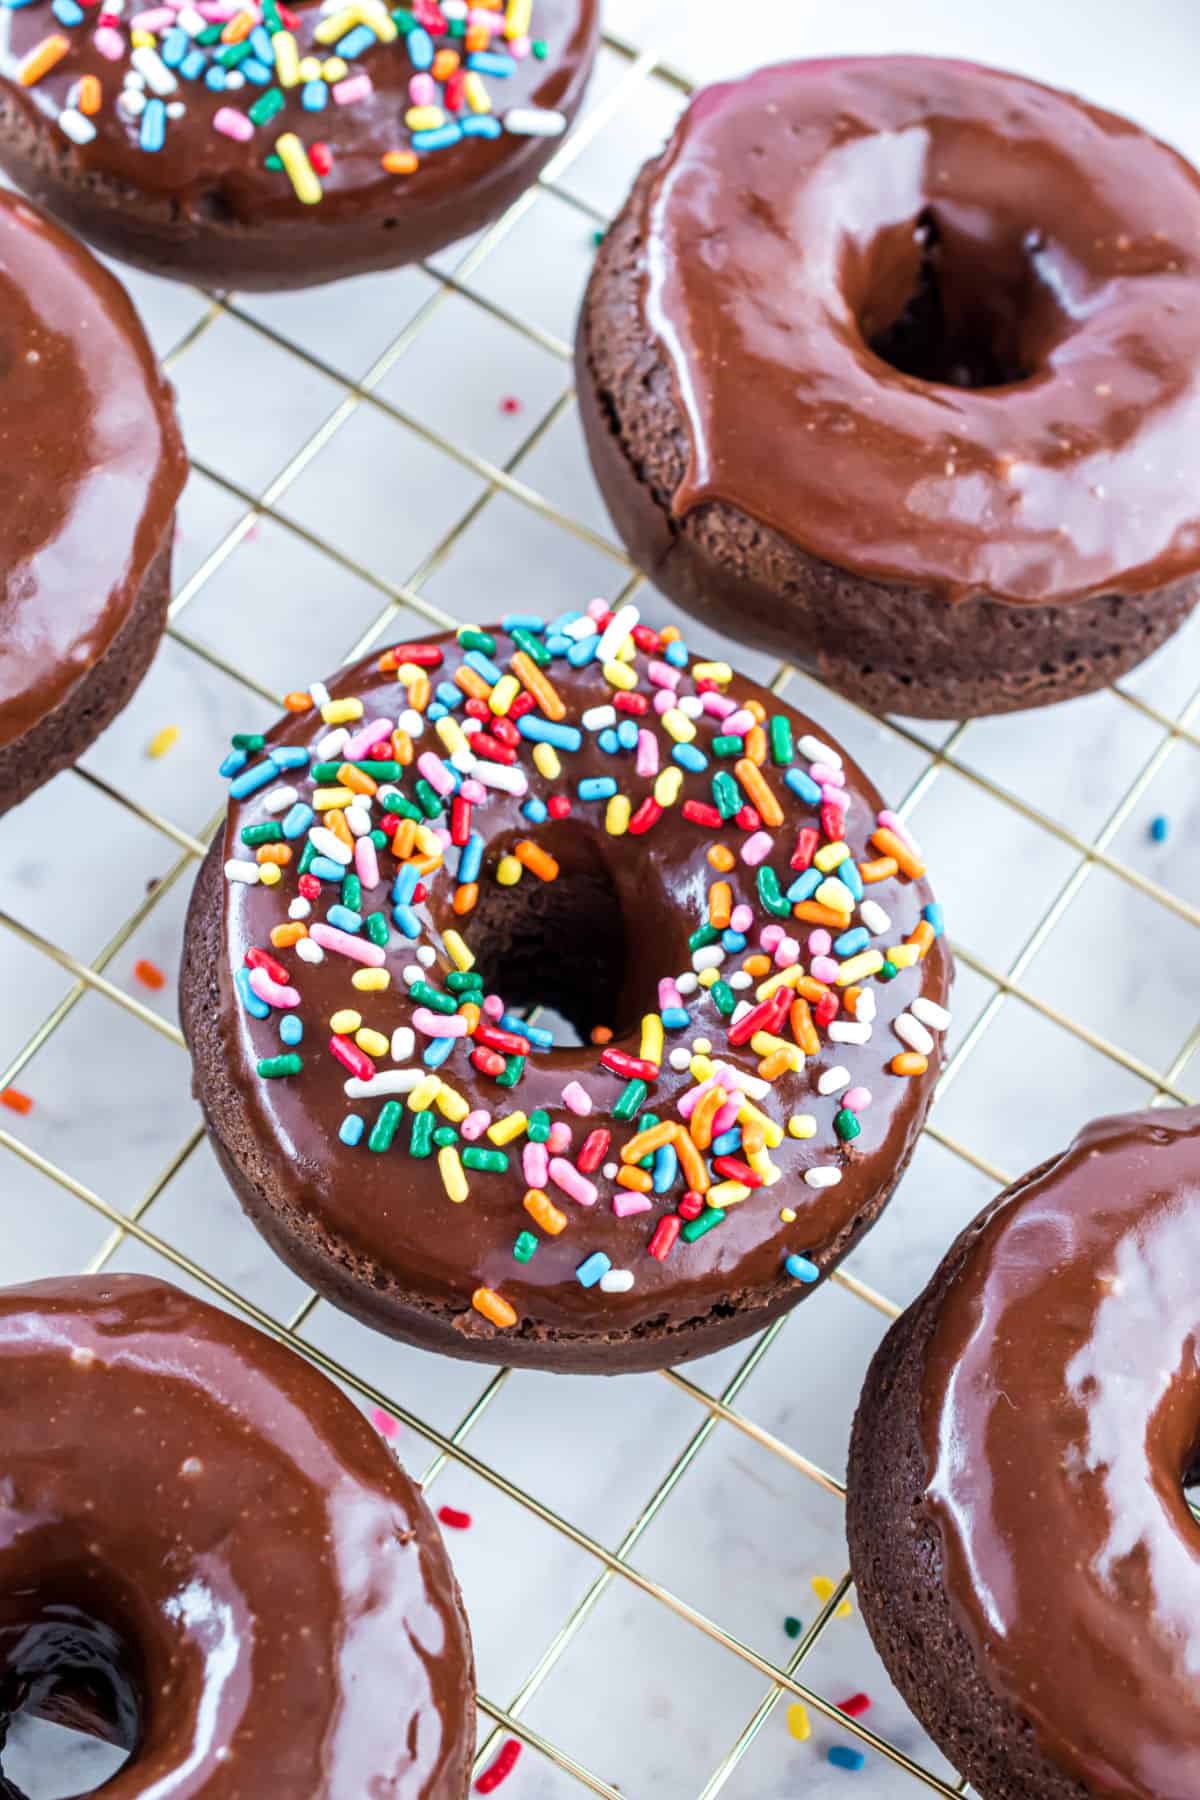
[857,206,1060,391]
[1,1595,139,1797]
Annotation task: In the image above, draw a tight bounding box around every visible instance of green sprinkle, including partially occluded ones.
[710,980,737,1017]
[232,732,265,751]
[533,36,548,57]
[497,1054,525,1089]
[248,86,285,126]
[297,838,317,876]
[462,1147,509,1174]
[769,716,794,766]
[712,770,740,820]
[341,872,362,912]
[390,5,416,24]
[879,960,899,982]
[196,21,222,41]
[257,1053,302,1078]
[511,626,550,666]
[446,970,484,993]
[688,922,720,953]
[835,1108,861,1143]
[311,759,400,782]
[261,0,282,29]
[241,821,282,846]
[409,1110,435,1158]
[592,226,605,246]
[784,1616,803,1640]
[527,1108,551,1143]
[381,792,422,820]
[432,1125,459,1149]
[264,153,283,170]
[414,778,444,819]
[447,13,464,33]
[711,734,743,758]
[369,829,388,851]
[409,981,456,1014]
[368,1100,402,1153]
[682,1206,726,1243]
[217,38,252,65]
[757,865,791,918]
[614,1078,648,1122]
[513,1230,538,1263]
[458,628,496,655]
[366,911,389,948]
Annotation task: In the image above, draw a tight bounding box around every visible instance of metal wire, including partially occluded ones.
[0,18,1196,1796]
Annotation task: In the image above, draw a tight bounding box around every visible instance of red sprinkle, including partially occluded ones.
[134,958,166,991]
[628,797,662,835]
[711,1154,763,1187]
[677,1190,704,1220]
[546,794,571,820]
[821,800,845,840]
[0,1088,33,1115]
[683,799,723,829]
[728,988,790,1047]
[499,394,522,415]
[507,692,536,720]
[576,1128,611,1174]
[444,66,464,109]
[790,826,819,872]
[734,804,761,832]
[490,716,520,749]
[437,1505,472,1530]
[613,690,649,715]
[647,1215,681,1261]
[329,1035,375,1082]
[631,624,661,652]
[472,1046,506,1078]
[600,1048,658,1081]
[298,873,321,900]
[814,992,840,1029]
[476,1738,521,1794]
[451,796,471,846]
[309,140,332,176]
[474,1023,530,1057]
[245,946,289,984]
[470,732,517,765]
[383,642,443,668]
[839,1693,871,1718]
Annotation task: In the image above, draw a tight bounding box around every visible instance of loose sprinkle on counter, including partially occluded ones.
[436,1504,472,1530]
[370,1405,400,1439]
[1150,813,1170,842]
[147,724,180,758]
[786,1702,811,1742]
[134,958,167,990]
[218,603,950,1334]
[475,1738,521,1793]
[828,1746,866,1772]
[0,1088,34,1115]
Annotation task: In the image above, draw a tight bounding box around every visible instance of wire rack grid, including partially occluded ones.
[1,9,1198,1797]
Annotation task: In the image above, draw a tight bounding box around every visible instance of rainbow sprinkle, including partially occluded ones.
[218,603,950,1330]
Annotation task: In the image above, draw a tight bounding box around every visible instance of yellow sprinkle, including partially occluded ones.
[654,766,683,807]
[691,660,733,684]
[708,1179,751,1207]
[330,1009,362,1034]
[472,1286,517,1328]
[496,854,522,887]
[813,840,850,873]
[352,968,390,991]
[463,70,491,112]
[276,131,322,205]
[661,707,696,743]
[414,824,443,858]
[438,1144,469,1204]
[602,658,637,691]
[147,725,179,758]
[321,55,348,79]
[312,786,355,811]
[408,1074,441,1112]
[812,1575,854,1619]
[786,1703,811,1743]
[405,104,444,130]
[260,863,282,886]
[273,27,300,84]
[814,877,855,915]
[639,1014,664,1066]
[739,1100,784,1148]
[697,966,718,989]
[356,1028,389,1058]
[442,929,474,972]
[749,1150,781,1184]
[129,26,154,44]
[489,673,520,715]
[505,0,532,36]
[487,1110,527,1146]
[358,1,396,40]
[750,1030,789,1056]
[836,950,885,988]
[433,1083,469,1123]
[779,1206,797,1223]
[693,1038,712,1056]
[320,697,362,725]
[887,943,920,968]
[788,1113,817,1139]
[532,741,561,781]
[605,794,630,836]
[754,966,802,1003]
[314,6,356,41]
[435,715,471,758]
[298,53,321,78]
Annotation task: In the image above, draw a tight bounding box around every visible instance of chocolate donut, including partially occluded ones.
[180,608,951,1373]
[577,57,1200,718]
[0,189,184,816]
[0,1273,474,1796]
[847,1106,1200,1800]
[0,0,597,290]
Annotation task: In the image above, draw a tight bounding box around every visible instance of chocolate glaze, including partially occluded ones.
[190,626,951,1367]
[0,1273,473,1797]
[0,1,597,288]
[920,1107,1200,1799]
[640,56,1200,605]
[0,190,184,751]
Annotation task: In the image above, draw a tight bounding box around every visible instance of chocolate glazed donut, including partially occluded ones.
[0,1274,474,1798]
[577,57,1200,717]
[847,1107,1200,1800]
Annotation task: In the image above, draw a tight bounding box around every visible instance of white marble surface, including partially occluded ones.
[2,2,1199,1795]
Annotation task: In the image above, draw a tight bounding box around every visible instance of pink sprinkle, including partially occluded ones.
[711,1097,742,1136]
[612,1191,653,1217]
[635,728,659,779]
[413,1007,468,1037]
[461,1110,490,1141]
[561,1081,592,1116]
[213,104,254,141]
[723,708,755,736]
[647,660,681,689]
[93,25,125,57]
[247,966,300,1009]
[408,71,435,103]
[843,1086,872,1112]
[523,1140,548,1187]
[333,72,372,104]
[467,4,502,27]
[545,1121,572,1155]
[460,778,486,803]
[774,936,800,967]
[510,32,530,55]
[741,831,772,867]
[652,688,674,715]
[354,835,380,890]
[807,929,832,956]
[482,994,504,1019]
[130,7,174,24]
[822,785,849,810]
[585,597,608,619]
[678,1072,723,1120]
[811,956,838,983]
[370,1406,400,1439]
[760,923,785,952]
[701,689,736,718]
[548,1157,596,1206]
[417,751,454,796]
[309,923,384,966]
[811,762,845,787]
[343,719,392,759]
[657,978,682,1010]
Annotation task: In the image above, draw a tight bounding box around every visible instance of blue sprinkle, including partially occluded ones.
[549,609,583,633]
[179,48,206,78]
[523,1020,555,1051]
[239,55,272,81]
[423,1035,455,1068]
[721,929,746,953]
[136,94,163,151]
[598,728,619,755]
[280,1014,303,1046]
[521,797,548,825]
[435,682,463,709]
[566,635,599,668]
[335,21,375,57]
[576,1251,611,1289]
[665,639,688,668]
[412,123,464,152]
[228,758,277,799]
[325,905,362,933]
[616,718,639,751]
[270,746,310,771]
[1150,813,1170,842]
[652,1142,678,1194]
[578,776,617,802]
[834,926,870,957]
[51,0,84,22]
[392,904,421,939]
[406,22,434,68]
[787,869,823,904]
[339,1113,365,1147]
[302,78,327,110]
[785,1254,820,1284]
[219,748,248,780]
[785,767,822,805]
[462,114,502,138]
[467,49,515,75]
[427,702,447,721]
[517,716,581,751]
[545,633,572,656]
[660,1006,690,1031]
[503,614,545,633]
[828,1747,866,1772]
[234,966,269,1019]
[393,864,420,905]
[204,63,227,89]
[281,803,314,840]
[673,742,707,772]
[923,901,944,937]
[458,833,483,884]
[248,23,272,59]
[309,855,346,883]
[840,858,864,901]
[711,1128,742,1157]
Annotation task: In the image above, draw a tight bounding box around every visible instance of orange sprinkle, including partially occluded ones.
[511,652,566,722]
[271,922,307,948]
[410,852,441,877]
[514,839,559,881]
[759,1048,794,1081]
[706,843,735,872]
[858,855,899,884]
[455,665,491,703]
[891,1051,929,1077]
[907,919,936,958]
[134,958,166,991]
[378,649,401,672]
[672,1125,710,1194]
[18,33,70,83]
[391,729,414,766]
[392,817,417,860]
[283,690,312,712]
[742,953,771,979]
[326,807,354,851]
[431,47,459,78]
[744,724,767,767]
[745,698,766,722]
[590,1025,613,1046]
[337,762,377,796]
[795,975,828,1003]
[621,1119,677,1163]
[843,985,864,1018]
[0,1087,33,1115]
[740,1117,765,1158]
[472,1287,517,1329]
[407,672,431,712]
[708,881,732,930]
[220,9,254,41]
[735,758,783,828]
[871,827,926,880]
[453,881,478,916]
[790,996,820,1056]
[381,149,419,174]
[256,843,292,865]
[465,20,489,48]
[617,1165,654,1193]
[523,1189,567,1235]
[457,1001,480,1035]
[77,72,102,113]
[689,1084,726,1152]
[793,901,851,929]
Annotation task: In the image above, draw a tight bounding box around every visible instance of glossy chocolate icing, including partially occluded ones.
[920,1107,1200,1799]
[0,190,184,750]
[641,57,1200,605]
[0,0,596,257]
[202,624,951,1357]
[0,1273,473,1797]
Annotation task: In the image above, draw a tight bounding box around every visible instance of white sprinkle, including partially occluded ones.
[828,1021,872,1045]
[390,1027,415,1062]
[722,1066,769,1099]
[596,602,639,663]
[131,43,177,92]
[344,1071,425,1098]
[602,1161,619,1180]
[224,70,245,88]
[581,704,617,732]
[677,694,704,719]
[309,825,352,865]
[317,726,350,761]
[459,717,483,737]
[450,749,477,775]
[859,900,891,936]
[562,615,597,640]
[856,990,877,1025]
[263,784,297,815]
[675,972,699,996]
[798,734,842,769]
[165,99,185,118]
[817,1065,850,1096]
[668,1047,691,1071]
[123,67,145,88]
[345,803,372,837]
[504,105,567,137]
[692,945,725,972]
[397,709,425,738]
[402,965,422,985]
[729,971,753,990]
[473,761,528,796]
[416,946,437,967]
[895,1012,935,1056]
[730,1000,751,1026]
[118,87,146,117]
[224,858,260,885]
[308,681,331,708]
[287,898,311,921]
[600,1269,635,1294]
[176,4,206,31]
[179,1456,204,1477]
[58,107,96,144]
[805,1167,843,1189]
[912,996,952,1032]
[296,939,325,964]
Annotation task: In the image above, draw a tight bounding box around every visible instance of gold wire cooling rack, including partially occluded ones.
[2,17,1199,1797]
